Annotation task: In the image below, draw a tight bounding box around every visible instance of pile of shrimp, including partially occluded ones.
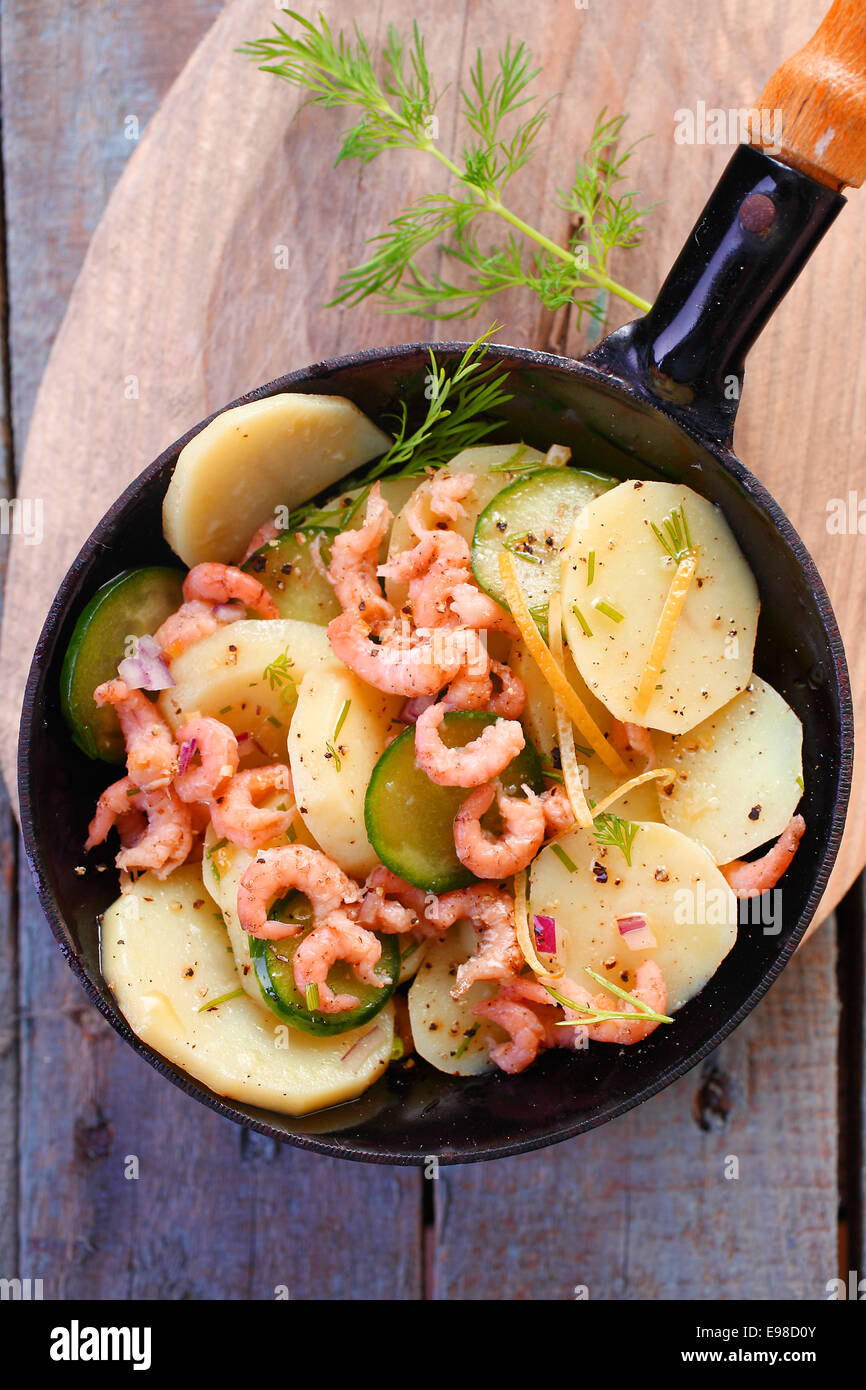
[85,478,806,1075]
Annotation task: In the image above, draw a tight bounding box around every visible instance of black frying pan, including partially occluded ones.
[17,9,860,1163]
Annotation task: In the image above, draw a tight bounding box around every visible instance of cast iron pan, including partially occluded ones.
[17,7,862,1162]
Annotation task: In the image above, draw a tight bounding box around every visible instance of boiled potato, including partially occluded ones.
[289,659,404,877]
[562,481,759,733]
[654,676,803,862]
[408,922,500,1075]
[384,444,545,610]
[158,618,331,759]
[163,394,392,567]
[530,820,737,1012]
[101,866,394,1114]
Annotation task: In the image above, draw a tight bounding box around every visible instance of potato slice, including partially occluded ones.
[289,659,404,877]
[101,865,394,1114]
[530,820,737,1012]
[163,394,392,568]
[158,618,331,759]
[408,922,500,1075]
[654,675,803,862]
[561,481,759,733]
[384,444,545,609]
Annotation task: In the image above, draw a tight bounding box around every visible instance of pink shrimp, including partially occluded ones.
[359,865,442,937]
[328,482,394,624]
[240,517,281,564]
[721,814,806,898]
[414,702,525,788]
[87,778,193,879]
[453,784,546,879]
[327,612,464,697]
[154,599,243,661]
[473,978,588,1073]
[237,844,362,940]
[440,657,525,718]
[85,776,148,851]
[93,680,178,791]
[424,885,522,998]
[609,719,656,770]
[562,960,667,1044]
[210,765,295,851]
[292,909,390,1013]
[380,529,473,629]
[539,785,576,836]
[173,716,239,803]
[449,583,519,638]
[182,562,279,619]
[427,472,474,522]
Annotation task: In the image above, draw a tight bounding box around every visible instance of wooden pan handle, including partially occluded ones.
[751,0,866,189]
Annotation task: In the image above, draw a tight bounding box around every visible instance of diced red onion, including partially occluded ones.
[616,914,657,951]
[177,737,198,775]
[236,732,250,743]
[533,913,556,954]
[117,634,175,691]
[341,1026,383,1072]
[399,694,436,724]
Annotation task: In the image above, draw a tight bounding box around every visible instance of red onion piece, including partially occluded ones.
[533,913,556,954]
[341,1026,383,1072]
[177,737,198,775]
[117,634,175,691]
[616,914,657,951]
[399,694,436,724]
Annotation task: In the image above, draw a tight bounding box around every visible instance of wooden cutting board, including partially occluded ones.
[2,0,863,920]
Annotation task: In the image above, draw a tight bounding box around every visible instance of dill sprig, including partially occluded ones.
[545,968,673,1027]
[240,13,653,326]
[592,812,639,866]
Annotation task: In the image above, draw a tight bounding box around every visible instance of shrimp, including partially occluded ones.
[721,814,806,898]
[427,472,474,523]
[85,776,147,851]
[182,562,279,619]
[210,765,295,851]
[93,680,178,791]
[473,978,588,1073]
[609,719,656,770]
[424,885,522,997]
[292,909,390,1013]
[414,702,525,787]
[449,583,519,638]
[237,843,362,940]
[562,960,667,1044]
[154,599,243,661]
[327,611,464,697]
[441,657,524,717]
[539,785,576,836]
[358,865,441,937]
[328,483,394,624]
[453,784,546,878]
[87,778,194,879]
[240,517,281,565]
[380,529,472,629]
[173,716,239,803]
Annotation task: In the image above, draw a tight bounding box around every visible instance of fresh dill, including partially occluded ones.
[262,647,297,703]
[240,13,653,326]
[545,968,673,1027]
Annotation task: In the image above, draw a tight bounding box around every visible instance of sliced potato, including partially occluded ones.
[530,820,737,1012]
[561,481,759,733]
[654,676,803,862]
[158,618,331,759]
[289,659,404,877]
[384,444,545,610]
[101,865,394,1114]
[163,394,392,568]
[408,922,500,1075]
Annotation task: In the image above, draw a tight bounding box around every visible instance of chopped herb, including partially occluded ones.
[390,1036,405,1061]
[286,824,297,843]
[324,740,342,772]
[571,602,593,638]
[503,530,542,564]
[400,939,422,963]
[593,812,638,866]
[490,444,530,472]
[455,1025,479,1059]
[262,647,297,704]
[796,775,804,792]
[198,988,243,1013]
[545,968,672,1026]
[593,598,624,623]
[587,550,595,586]
[651,503,694,562]
[219,704,233,715]
[305,983,320,1011]
[333,699,352,741]
[551,843,578,873]
[267,715,282,728]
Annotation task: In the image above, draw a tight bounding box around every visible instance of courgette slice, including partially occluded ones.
[471,467,615,635]
[364,710,544,893]
[250,889,399,1036]
[60,567,184,762]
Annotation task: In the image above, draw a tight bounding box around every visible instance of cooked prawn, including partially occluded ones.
[154,599,243,661]
[721,814,806,898]
[609,719,656,770]
[424,885,522,997]
[453,784,546,879]
[327,612,464,697]
[414,702,525,788]
[328,483,394,624]
[441,657,525,718]
[87,777,193,879]
[237,843,362,939]
[448,583,519,638]
[85,775,148,851]
[473,978,588,1073]
[539,785,576,836]
[173,716,239,803]
[182,562,279,619]
[359,866,442,938]
[560,960,667,1044]
[292,909,390,1013]
[93,680,178,791]
[210,765,295,851]
[380,529,472,629]
[427,473,474,523]
[240,517,281,564]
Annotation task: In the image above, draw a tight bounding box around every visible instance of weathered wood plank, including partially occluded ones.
[432,925,838,1300]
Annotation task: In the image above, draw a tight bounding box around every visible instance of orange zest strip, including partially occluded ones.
[498,551,628,778]
[634,551,697,716]
[547,593,594,830]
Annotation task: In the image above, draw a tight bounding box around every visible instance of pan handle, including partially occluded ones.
[751,0,866,189]
[584,3,860,446]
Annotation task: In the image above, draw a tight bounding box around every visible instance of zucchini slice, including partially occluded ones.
[364,710,545,893]
[471,467,615,633]
[60,567,184,762]
[250,890,399,1036]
